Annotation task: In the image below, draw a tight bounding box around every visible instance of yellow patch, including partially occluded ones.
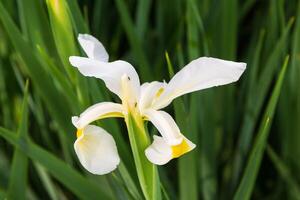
[76,129,83,138]
[99,112,123,119]
[155,88,164,98]
[171,139,191,158]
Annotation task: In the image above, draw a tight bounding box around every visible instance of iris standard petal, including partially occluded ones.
[72,102,123,129]
[69,56,140,99]
[144,109,183,145]
[74,125,120,175]
[138,81,166,112]
[152,57,246,109]
[145,135,196,165]
[78,34,109,62]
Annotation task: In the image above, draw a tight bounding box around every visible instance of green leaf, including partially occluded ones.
[17,0,56,56]
[0,188,5,199]
[135,0,151,39]
[233,56,289,200]
[46,0,77,78]
[0,128,111,200]
[266,145,300,199]
[7,81,29,200]
[233,18,294,186]
[0,1,73,135]
[65,0,89,34]
[114,162,143,200]
[166,52,198,200]
[126,113,161,200]
[114,0,151,81]
[33,162,61,200]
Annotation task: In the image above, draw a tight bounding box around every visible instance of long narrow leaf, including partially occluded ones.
[0,128,111,200]
[234,56,289,200]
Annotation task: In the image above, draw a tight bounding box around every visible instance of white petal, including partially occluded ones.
[138,81,166,112]
[72,102,123,129]
[69,56,140,99]
[74,125,120,175]
[145,135,172,165]
[153,57,246,109]
[145,135,196,165]
[78,34,109,62]
[144,109,182,145]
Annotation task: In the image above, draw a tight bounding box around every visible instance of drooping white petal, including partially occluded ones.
[78,34,109,62]
[69,56,140,99]
[144,109,183,145]
[152,57,246,109]
[145,135,172,165]
[138,81,166,112]
[145,135,196,165]
[74,125,120,175]
[72,102,123,129]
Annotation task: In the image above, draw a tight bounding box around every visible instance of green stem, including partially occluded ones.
[125,112,161,200]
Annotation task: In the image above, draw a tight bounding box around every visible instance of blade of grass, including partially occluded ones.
[240,0,259,20]
[65,0,89,33]
[166,53,198,200]
[135,0,151,39]
[46,0,77,80]
[0,1,73,135]
[218,0,238,59]
[7,81,29,200]
[113,162,143,200]
[189,0,209,55]
[33,162,61,200]
[233,18,294,187]
[0,127,112,200]
[114,0,151,81]
[0,188,5,199]
[17,0,56,56]
[233,56,289,200]
[266,145,300,199]
[0,61,12,128]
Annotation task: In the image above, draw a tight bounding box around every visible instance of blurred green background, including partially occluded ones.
[0,0,299,199]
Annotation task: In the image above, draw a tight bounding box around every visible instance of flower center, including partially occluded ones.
[121,74,137,112]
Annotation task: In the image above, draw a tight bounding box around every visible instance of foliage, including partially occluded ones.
[0,0,299,199]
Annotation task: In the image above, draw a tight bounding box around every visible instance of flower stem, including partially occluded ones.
[125,112,161,200]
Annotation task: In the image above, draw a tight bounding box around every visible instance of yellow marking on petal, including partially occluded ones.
[155,87,164,98]
[171,139,191,158]
[98,112,124,120]
[76,129,83,138]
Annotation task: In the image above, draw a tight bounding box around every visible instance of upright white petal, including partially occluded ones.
[72,102,123,129]
[145,135,196,165]
[144,109,183,145]
[69,56,140,99]
[78,34,109,62]
[138,81,166,112]
[74,125,120,175]
[152,57,246,109]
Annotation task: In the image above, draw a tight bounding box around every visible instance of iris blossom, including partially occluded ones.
[69,34,246,175]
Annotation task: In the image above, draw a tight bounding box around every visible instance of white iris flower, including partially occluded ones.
[69,34,246,175]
